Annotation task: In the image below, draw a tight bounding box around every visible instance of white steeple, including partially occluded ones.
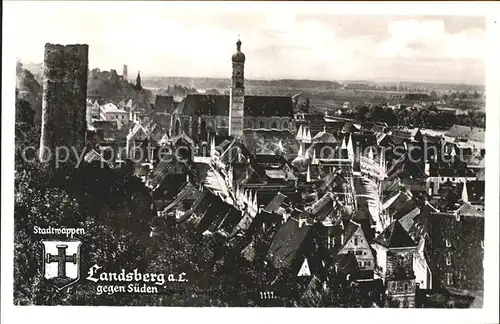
[296,125,304,141]
[251,191,258,217]
[462,179,469,203]
[305,128,312,143]
[451,146,457,157]
[210,136,216,158]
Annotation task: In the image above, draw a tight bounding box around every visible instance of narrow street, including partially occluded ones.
[353,175,384,235]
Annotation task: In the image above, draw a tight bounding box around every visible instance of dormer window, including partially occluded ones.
[446,257,452,266]
[445,239,451,248]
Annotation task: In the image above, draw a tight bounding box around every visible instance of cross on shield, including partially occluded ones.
[41,240,82,290]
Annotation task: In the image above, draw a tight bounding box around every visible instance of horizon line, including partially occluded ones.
[18,61,484,87]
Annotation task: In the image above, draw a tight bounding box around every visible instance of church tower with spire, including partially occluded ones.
[135,71,142,90]
[229,37,245,138]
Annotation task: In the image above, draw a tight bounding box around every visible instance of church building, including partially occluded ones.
[171,38,295,142]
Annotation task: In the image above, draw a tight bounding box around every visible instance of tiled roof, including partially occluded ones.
[387,134,405,145]
[242,131,298,158]
[398,207,421,232]
[218,207,244,235]
[264,192,290,213]
[102,102,126,113]
[373,220,416,248]
[382,191,412,211]
[308,192,335,221]
[342,123,358,133]
[334,253,359,275]
[154,95,174,113]
[389,129,412,139]
[386,153,427,180]
[177,94,294,117]
[312,131,338,143]
[461,180,485,204]
[445,125,485,142]
[160,181,202,215]
[148,158,194,191]
[456,202,484,217]
[428,157,474,177]
[245,96,294,117]
[391,199,419,220]
[266,218,311,269]
[343,220,361,247]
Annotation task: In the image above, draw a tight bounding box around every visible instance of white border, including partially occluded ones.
[2,2,499,324]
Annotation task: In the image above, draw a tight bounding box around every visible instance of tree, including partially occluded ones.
[357,106,370,122]
[14,159,155,305]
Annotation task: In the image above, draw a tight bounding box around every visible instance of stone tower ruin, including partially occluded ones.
[39,43,89,164]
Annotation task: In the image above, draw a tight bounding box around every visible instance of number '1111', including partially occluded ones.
[259,291,274,299]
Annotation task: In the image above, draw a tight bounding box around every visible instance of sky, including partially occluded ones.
[12,2,487,84]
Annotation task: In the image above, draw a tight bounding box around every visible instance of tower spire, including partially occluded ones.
[135,71,142,90]
[237,34,242,51]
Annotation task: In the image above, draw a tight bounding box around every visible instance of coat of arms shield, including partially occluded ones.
[41,240,82,290]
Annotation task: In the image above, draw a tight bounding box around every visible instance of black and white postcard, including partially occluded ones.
[2,1,499,324]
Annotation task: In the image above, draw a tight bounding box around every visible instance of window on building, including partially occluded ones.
[259,121,265,129]
[354,237,358,246]
[365,260,370,267]
[403,300,409,308]
[404,283,408,291]
[283,122,289,129]
[447,273,453,285]
[445,239,451,247]
[271,121,278,129]
[446,257,452,266]
[355,251,363,255]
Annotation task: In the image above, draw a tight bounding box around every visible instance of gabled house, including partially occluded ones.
[334,220,375,276]
[265,217,321,282]
[409,209,484,306]
[126,124,148,159]
[372,221,417,308]
[460,180,485,207]
[425,156,476,196]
